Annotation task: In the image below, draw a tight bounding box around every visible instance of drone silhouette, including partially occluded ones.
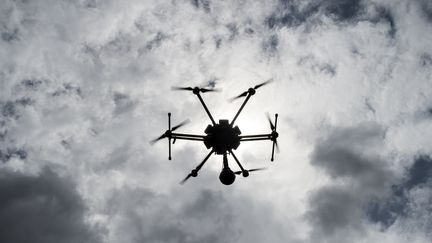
[150,80,279,185]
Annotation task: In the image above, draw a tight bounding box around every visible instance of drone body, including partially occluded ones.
[151,81,279,185]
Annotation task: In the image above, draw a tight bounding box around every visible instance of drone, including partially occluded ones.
[150,80,279,185]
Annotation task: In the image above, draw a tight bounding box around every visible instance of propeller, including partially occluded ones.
[149,119,190,145]
[179,169,197,185]
[253,78,273,90]
[172,86,220,93]
[269,113,279,161]
[229,79,273,102]
[266,112,275,131]
[149,133,167,145]
[171,119,190,131]
[179,150,214,184]
[234,167,267,175]
[265,112,279,153]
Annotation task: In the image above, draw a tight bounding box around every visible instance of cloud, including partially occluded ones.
[103,187,238,243]
[0,168,102,243]
[306,123,396,241]
[367,155,432,232]
[0,0,431,242]
[307,123,432,242]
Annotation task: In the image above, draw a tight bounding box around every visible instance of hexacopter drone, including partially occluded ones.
[150,80,279,185]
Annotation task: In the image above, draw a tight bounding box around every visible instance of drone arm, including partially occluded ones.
[240,137,272,142]
[168,113,172,160]
[239,133,273,141]
[196,93,216,125]
[230,93,252,126]
[229,150,246,173]
[171,132,205,141]
[180,149,214,184]
[239,133,272,138]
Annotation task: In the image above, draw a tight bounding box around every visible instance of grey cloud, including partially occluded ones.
[0,147,27,163]
[317,0,364,22]
[113,92,136,116]
[308,123,432,240]
[371,6,396,38]
[191,0,211,13]
[1,98,34,120]
[52,83,82,98]
[307,185,364,236]
[1,101,19,119]
[404,155,432,189]
[105,187,237,243]
[265,0,365,29]
[20,79,43,89]
[0,168,102,243]
[297,55,337,76]
[367,155,432,229]
[307,123,395,241]
[145,32,168,51]
[311,123,391,184]
[1,28,18,42]
[226,23,239,41]
[262,34,279,54]
[417,0,432,22]
[420,53,432,67]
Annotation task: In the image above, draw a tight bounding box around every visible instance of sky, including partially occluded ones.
[0,0,432,242]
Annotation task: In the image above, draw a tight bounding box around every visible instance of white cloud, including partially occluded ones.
[1,0,431,242]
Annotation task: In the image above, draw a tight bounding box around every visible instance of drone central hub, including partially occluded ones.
[204,119,241,154]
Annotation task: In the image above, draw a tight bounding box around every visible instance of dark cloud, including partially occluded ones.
[369,6,396,38]
[367,155,432,228]
[105,187,237,243]
[420,53,432,67]
[226,23,239,41]
[52,83,82,97]
[1,101,18,119]
[191,0,211,13]
[404,155,432,188]
[113,92,136,116]
[307,123,395,240]
[265,0,365,30]
[0,147,27,163]
[19,79,44,90]
[365,99,376,115]
[318,0,364,22]
[145,32,168,51]
[1,28,18,42]
[0,98,34,120]
[297,55,337,76]
[265,1,311,29]
[417,0,432,22]
[307,185,364,236]
[311,124,390,182]
[0,168,102,243]
[262,34,279,54]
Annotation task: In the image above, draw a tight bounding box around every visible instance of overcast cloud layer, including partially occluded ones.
[1,0,432,242]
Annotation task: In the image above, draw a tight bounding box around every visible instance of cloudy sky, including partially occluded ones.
[1,0,432,242]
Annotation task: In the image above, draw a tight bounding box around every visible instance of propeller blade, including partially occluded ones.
[200,88,220,93]
[172,86,194,91]
[179,174,192,184]
[274,139,280,153]
[254,79,273,90]
[234,167,267,174]
[229,91,248,102]
[266,112,275,130]
[149,134,166,145]
[171,119,190,131]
